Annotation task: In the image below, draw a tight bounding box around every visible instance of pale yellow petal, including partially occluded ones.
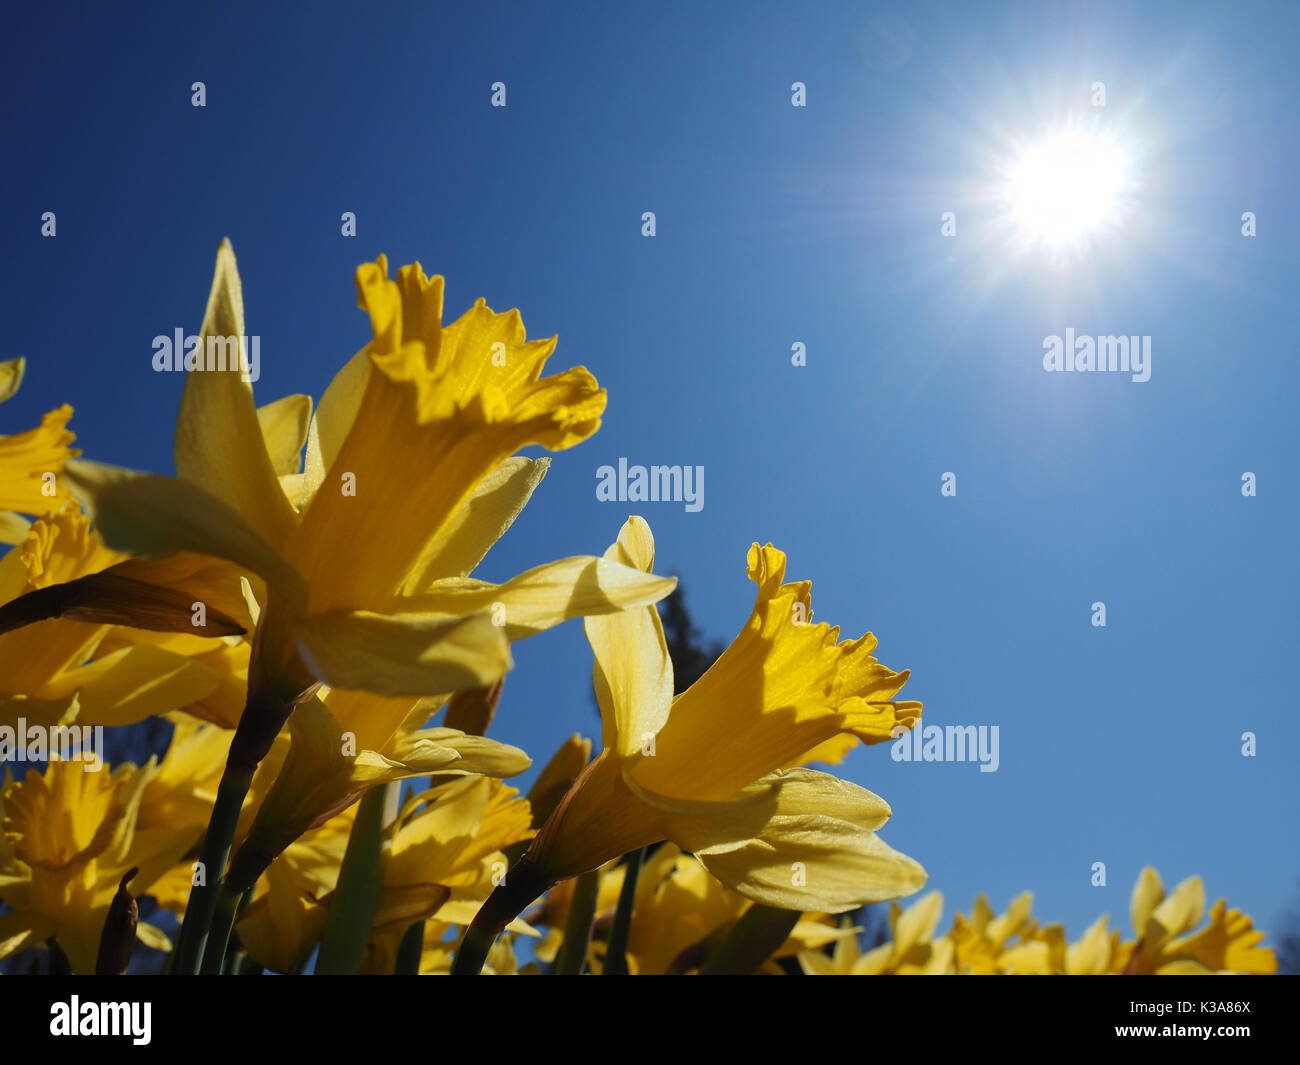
[302,343,377,502]
[135,920,172,952]
[405,554,676,641]
[892,891,944,961]
[585,518,673,758]
[1150,876,1205,940]
[0,405,78,513]
[1068,915,1115,974]
[173,240,297,547]
[0,357,24,403]
[0,512,30,545]
[257,393,313,477]
[62,460,306,607]
[401,457,549,590]
[42,644,221,727]
[387,728,531,780]
[680,769,924,913]
[1130,866,1164,937]
[294,608,510,696]
[0,910,53,961]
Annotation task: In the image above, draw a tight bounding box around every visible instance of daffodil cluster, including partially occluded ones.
[797,867,1277,975]
[0,245,1280,976]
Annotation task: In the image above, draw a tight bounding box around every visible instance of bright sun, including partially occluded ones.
[1007,130,1126,244]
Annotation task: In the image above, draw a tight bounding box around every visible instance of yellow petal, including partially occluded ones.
[787,733,858,768]
[294,608,510,696]
[283,258,605,611]
[1149,875,1205,940]
[1067,915,1115,974]
[528,752,666,880]
[62,460,306,608]
[891,891,944,963]
[401,456,550,590]
[584,518,674,759]
[0,695,81,740]
[526,734,591,827]
[407,554,676,642]
[675,769,924,912]
[987,891,1034,946]
[0,405,78,514]
[42,644,221,727]
[0,512,30,545]
[636,543,917,801]
[1130,866,1164,937]
[173,240,296,547]
[0,357,24,403]
[798,946,843,975]
[2,759,129,869]
[234,698,380,871]
[237,862,329,974]
[302,343,378,502]
[1171,899,1277,974]
[135,920,172,952]
[257,393,313,477]
[0,910,54,961]
[383,728,530,782]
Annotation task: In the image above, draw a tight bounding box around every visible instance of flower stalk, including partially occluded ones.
[450,857,551,975]
[602,848,644,975]
[554,870,600,975]
[173,631,316,975]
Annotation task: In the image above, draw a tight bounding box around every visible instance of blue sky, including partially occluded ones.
[3,0,1297,946]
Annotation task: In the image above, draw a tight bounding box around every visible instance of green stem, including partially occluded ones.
[173,655,309,976]
[697,904,801,975]
[173,763,255,975]
[554,870,600,975]
[200,883,248,974]
[45,938,71,976]
[450,860,549,975]
[394,920,425,975]
[315,784,394,975]
[602,848,644,975]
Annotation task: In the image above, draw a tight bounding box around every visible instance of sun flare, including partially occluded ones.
[1007,130,1126,244]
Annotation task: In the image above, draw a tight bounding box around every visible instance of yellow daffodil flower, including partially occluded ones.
[616,845,853,975]
[0,358,80,544]
[0,511,235,733]
[65,243,671,705]
[518,517,925,912]
[0,720,233,973]
[224,691,531,894]
[527,845,851,974]
[1119,867,1276,974]
[356,777,536,974]
[945,891,1034,973]
[453,517,925,973]
[801,870,1277,975]
[59,242,672,972]
[801,892,952,974]
[235,776,535,974]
